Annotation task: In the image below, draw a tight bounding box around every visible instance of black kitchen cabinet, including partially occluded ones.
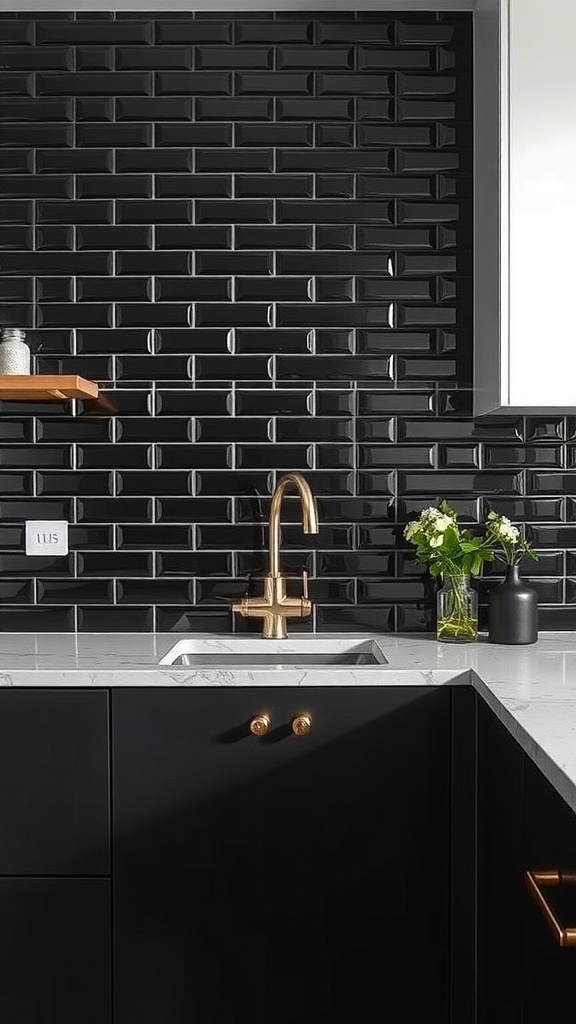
[477,698,576,1024]
[0,690,109,875]
[0,690,111,1023]
[113,687,451,1024]
[0,878,112,1024]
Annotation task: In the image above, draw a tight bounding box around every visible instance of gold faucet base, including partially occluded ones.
[232,574,312,640]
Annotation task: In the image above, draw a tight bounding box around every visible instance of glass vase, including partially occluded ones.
[436,574,478,643]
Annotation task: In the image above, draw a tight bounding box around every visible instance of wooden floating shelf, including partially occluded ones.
[0,375,99,402]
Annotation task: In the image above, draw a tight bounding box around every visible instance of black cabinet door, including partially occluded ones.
[522,755,576,1024]
[477,699,576,1024]
[0,878,111,1023]
[113,687,450,1024]
[0,690,109,874]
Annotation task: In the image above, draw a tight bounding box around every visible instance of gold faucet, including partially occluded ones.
[232,472,320,639]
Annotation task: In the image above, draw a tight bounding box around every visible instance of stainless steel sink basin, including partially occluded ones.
[159,638,388,668]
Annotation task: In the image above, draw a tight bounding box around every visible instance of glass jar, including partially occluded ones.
[436,574,478,643]
[0,328,30,375]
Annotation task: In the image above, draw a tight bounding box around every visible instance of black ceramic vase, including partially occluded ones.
[488,564,538,644]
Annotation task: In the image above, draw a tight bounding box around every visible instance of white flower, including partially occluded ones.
[429,533,444,548]
[488,513,521,544]
[434,514,453,533]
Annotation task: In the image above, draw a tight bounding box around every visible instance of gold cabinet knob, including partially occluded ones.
[291,713,312,736]
[249,714,270,737]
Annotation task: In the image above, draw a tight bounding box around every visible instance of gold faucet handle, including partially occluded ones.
[302,569,309,599]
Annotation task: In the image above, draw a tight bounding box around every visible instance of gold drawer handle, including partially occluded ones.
[249,714,270,737]
[525,870,576,947]
[291,713,312,736]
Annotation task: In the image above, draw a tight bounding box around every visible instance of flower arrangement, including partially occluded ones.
[403,501,494,642]
[403,500,494,579]
[484,511,539,567]
[403,502,539,643]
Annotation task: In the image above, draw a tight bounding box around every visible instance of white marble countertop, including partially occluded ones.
[0,630,575,812]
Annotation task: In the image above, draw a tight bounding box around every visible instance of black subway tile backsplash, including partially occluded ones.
[0,11,573,631]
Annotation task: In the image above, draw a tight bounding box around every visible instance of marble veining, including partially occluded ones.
[2,631,576,812]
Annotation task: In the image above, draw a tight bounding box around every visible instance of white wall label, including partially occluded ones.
[25,521,69,556]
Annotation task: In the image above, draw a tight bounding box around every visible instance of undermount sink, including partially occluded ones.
[159,638,388,668]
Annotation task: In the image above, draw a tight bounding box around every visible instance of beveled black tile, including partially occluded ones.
[235,329,309,354]
[37,199,113,224]
[116,97,192,121]
[197,199,273,223]
[196,418,269,442]
[118,471,191,496]
[158,445,230,470]
[0,124,72,147]
[155,175,232,199]
[0,554,73,577]
[36,150,113,174]
[236,123,312,147]
[77,226,152,250]
[0,499,73,522]
[78,498,153,524]
[78,552,153,577]
[155,277,231,302]
[157,390,229,415]
[117,199,192,224]
[236,21,312,44]
[236,71,311,94]
[117,416,190,442]
[0,607,74,632]
[37,72,153,96]
[157,498,232,524]
[196,252,272,275]
[156,225,231,249]
[77,445,152,470]
[117,149,194,173]
[0,46,73,70]
[77,176,152,200]
[156,71,232,95]
[235,226,312,249]
[156,20,231,44]
[76,124,152,147]
[197,46,272,70]
[155,330,229,355]
[316,606,395,632]
[116,47,192,71]
[79,606,153,631]
[36,19,153,44]
[157,552,232,577]
[116,251,189,275]
[235,390,311,417]
[195,471,270,496]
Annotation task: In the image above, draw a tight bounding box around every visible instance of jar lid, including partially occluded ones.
[0,328,27,344]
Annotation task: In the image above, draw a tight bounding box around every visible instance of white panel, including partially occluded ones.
[509,0,576,407]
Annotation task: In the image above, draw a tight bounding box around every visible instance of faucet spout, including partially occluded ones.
[268,472,319,578]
